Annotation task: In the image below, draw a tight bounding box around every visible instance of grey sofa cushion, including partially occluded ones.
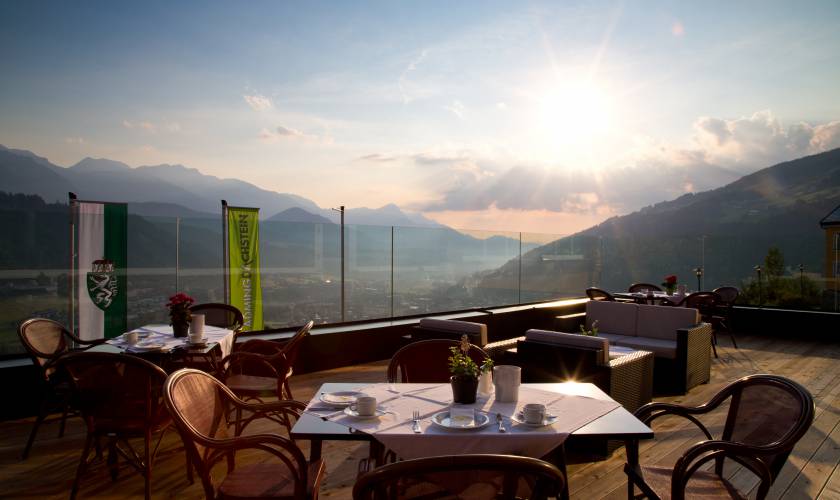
[418,318,488,346]
[586,300,638,336]
[636,304,700,340]
[614,336,677,359]
[525,329,609,365]
[598,332,635,345]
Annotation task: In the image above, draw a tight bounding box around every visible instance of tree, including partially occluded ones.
[764,246,785,279]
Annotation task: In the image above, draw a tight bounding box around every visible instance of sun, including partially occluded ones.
[534,80,613,145]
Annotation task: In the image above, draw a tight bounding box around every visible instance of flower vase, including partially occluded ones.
[172,320,189,338]
[450,375,478,404]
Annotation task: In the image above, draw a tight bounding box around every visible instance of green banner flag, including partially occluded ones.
[227,206,264,331]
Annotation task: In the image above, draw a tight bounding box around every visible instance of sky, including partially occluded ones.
[1,1,840,234]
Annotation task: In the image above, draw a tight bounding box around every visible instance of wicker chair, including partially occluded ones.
[17,318,105,459]
[628,283,663,293]
[387,339,489,383]
[625,374,814,500]
[353,454,566,500]
[164,368,324,499]
[57,352,171,500]
[586,287,615,301]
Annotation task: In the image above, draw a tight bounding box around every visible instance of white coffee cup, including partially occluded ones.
[351,395,377,416]
[523,403,547,424]
[190,314,205,336]
[188,331,203,344]
[124,331,139,345]
[493,365,521,403]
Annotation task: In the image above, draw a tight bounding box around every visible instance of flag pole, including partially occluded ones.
[221,200,228,304]
[68,192,77,336]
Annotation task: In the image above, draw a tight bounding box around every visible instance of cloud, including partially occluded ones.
[122,119,181,134]
[358,153,397,163]
[444,100,466,120]
[398,49,428,104]
[259,125,332,144]
[64,137,85,145]
[243,93,273,111]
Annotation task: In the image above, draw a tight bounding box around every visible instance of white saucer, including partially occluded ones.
[186,337,208,346]
[430,411,491,430]
[319,391,364,407]
[130,342,166,352]
[511,411,559,427]
[343,407,387,419]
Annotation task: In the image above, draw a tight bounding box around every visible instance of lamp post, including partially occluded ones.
[693,267,703,292]
[332,205,345,323]
[799,264,805,299]
[754,265,763,307]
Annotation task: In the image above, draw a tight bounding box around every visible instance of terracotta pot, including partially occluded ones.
[450,375,478,404]
[172,321,189,338]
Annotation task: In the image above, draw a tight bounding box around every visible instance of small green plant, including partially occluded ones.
[448,334,493,378]
[579,319,599,337]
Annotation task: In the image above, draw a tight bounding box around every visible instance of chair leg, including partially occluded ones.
[711,331,718,358]
[144,429,152,500]
[22,395,49,460]
[58,396,71,438]
[71,433,95,500]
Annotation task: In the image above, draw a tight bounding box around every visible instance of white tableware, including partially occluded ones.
[478,371,493,396]
[493,365,521,403]
[350,395,377,416]
[123,331,139,345]
[190,314,205,336]
[523,403,546,424]
[187,337,208,346]
[343,406,386,419]
[130,342,165,352]
[511,411,559,427]
[319,391,364,407]
[430,410,491,430]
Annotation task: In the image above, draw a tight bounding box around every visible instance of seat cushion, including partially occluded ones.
[586,300,638,336]
[525,329,609,365]
[636,304,700,340]
[418,318,488,346]
[219,459,325,499]
[638,465,746,500]
[597,333,634,345]
[225,374,277,395]
[614,337,677,359]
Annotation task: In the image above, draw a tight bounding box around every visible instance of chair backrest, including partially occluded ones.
[18,318,90,379]
[189,303,244,331]
[56,352,167,431]
[712,286,739,306]
[586,287,615,301]
[278,320,314,368]
[715,375,814,483]
[353,454,566,500]
[628,283,662,293]
[387,339,489,383]
[164,368,307,499]
[679,291,720,319]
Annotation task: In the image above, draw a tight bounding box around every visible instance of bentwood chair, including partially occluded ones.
[57,352,171,500]
[625,374,814,500]
[387,339,489,383]
[17,318,105,459]
[164,368,325,500]
[586,287,616,301]
[712,286,740,349]
[353,454,566,500]
[677,292,723,357]
[628,283,663,293]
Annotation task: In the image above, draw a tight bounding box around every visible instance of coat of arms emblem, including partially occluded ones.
[87,259,118,310]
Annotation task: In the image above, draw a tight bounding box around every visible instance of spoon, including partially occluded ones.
[496,413,506,433]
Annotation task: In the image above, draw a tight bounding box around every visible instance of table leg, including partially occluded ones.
[625,439,639,499]
[309,439,322,462]
[544,443,570,500]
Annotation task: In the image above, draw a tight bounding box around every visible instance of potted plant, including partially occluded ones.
[579,319,599,336]
[448,335,493,404]
[662,275,678,295]
[166,292,194,337]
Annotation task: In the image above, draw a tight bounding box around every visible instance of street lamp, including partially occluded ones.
[799,264,805,298]
[754,265,763,307]
[693,267,703,292]
[332,205,345,323]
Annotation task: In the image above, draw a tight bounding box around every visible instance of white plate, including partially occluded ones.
[130,342,166,352]
[343,407,387,419]
[430,411,491,430]
[319,391,364,407]
[511,411,559,427]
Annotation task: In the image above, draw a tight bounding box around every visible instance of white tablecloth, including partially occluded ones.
[306,383,620,460]
[106,324,236,358]
[626,291,684,304]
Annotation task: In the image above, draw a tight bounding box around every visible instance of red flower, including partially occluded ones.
[166,292,195,309]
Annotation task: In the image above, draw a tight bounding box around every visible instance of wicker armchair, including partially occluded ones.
[387,339,489,383]
[625,374,814,500]
[17,318,105,459]
[164,368,324,499]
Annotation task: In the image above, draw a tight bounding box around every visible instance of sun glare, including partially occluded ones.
[535,80,613,145]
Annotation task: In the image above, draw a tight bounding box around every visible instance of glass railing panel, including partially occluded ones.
[172,216,224,308]
[345,224,391,321]
[260,219,340,327]
[0,207,70,356]
[125,213,179,329]
[520,232,585,302]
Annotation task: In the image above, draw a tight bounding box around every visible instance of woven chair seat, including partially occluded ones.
[639,465,746,500]
[225,374,277,394]
[218,457,325,499]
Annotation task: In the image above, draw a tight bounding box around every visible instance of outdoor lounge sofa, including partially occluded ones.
[410,318,488,347]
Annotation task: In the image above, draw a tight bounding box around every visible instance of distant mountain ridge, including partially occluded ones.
[0,145,441,228]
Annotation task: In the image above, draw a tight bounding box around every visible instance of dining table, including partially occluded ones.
[614,291,686,305]
[291,381,653,499]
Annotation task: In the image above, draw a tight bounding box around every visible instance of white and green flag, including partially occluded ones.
[226,206,264,331]
[75,201,127,340]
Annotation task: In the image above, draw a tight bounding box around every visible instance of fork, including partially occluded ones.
[412,410,422,433]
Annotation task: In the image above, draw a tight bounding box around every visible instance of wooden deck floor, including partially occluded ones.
[2,334,840,499]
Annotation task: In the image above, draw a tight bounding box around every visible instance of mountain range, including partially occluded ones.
[0,144,441,227]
